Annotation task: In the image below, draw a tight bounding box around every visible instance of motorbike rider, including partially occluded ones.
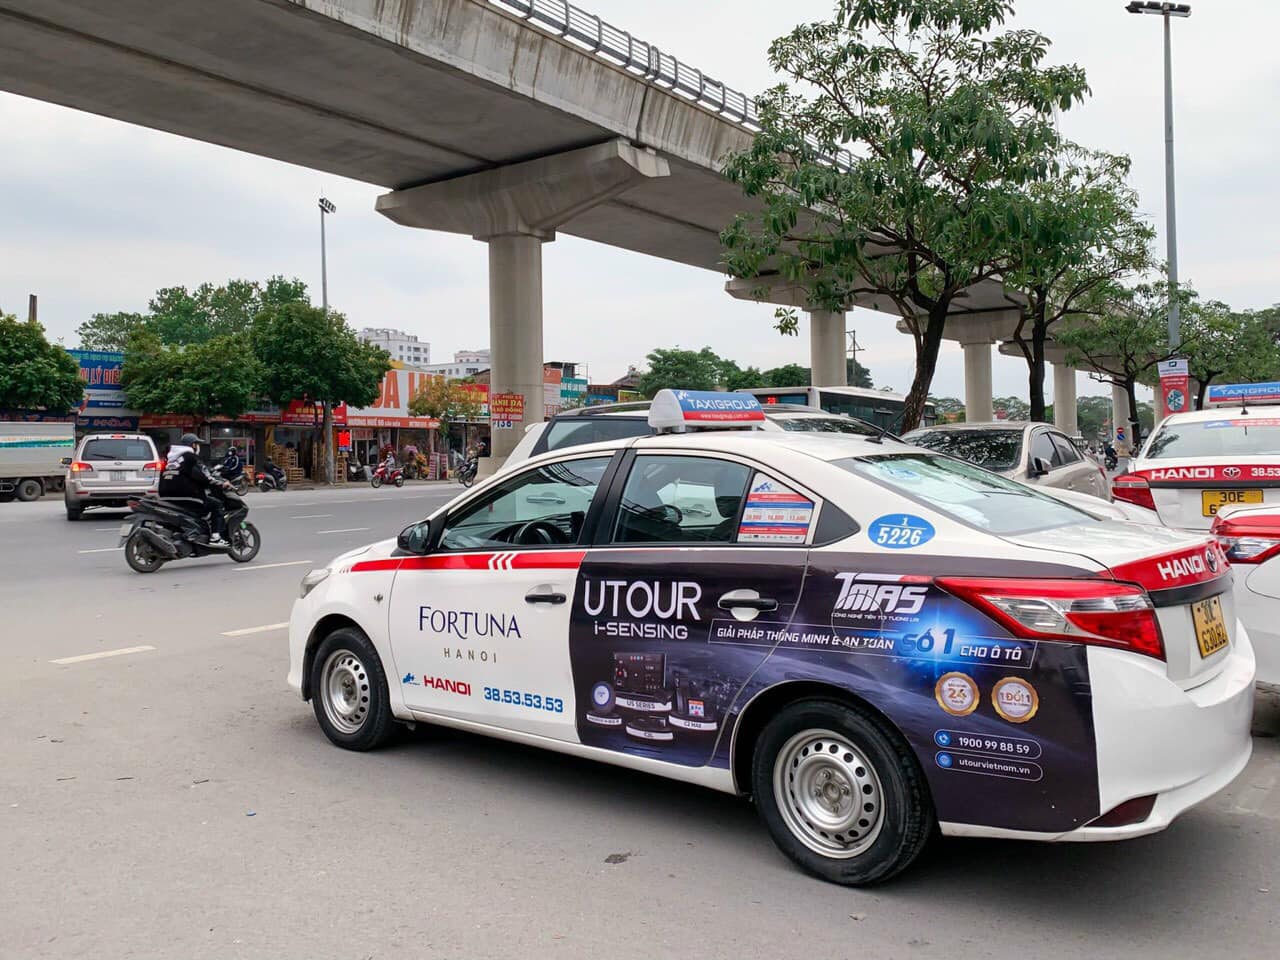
[222,445,243,481]
[159,433,230,544]
[380,449,397,476]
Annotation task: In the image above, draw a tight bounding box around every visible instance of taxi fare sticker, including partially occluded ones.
[737,476,814,544]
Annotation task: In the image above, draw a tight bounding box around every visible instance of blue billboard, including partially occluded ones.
[67,349,126,410]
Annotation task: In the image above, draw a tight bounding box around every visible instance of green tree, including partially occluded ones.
[764,364,811,388]
[636,347,724,397]
[928,395,966,423]
[1180,303,1280,408]
[251,303,390,483]
[407,376,485,456]
[992,396,1030,421]
[1005,149,1154,421]
[721,0,1089,431]
[0,311,83,413]
[121,329,263,422]
[724,365,768,391]
[1056,282,1189,445]
[76,311,147,351]
[848,357,873,389]
[1074,395,1113,440]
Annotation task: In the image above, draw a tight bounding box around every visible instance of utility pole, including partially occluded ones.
[846,329,862,381]
[27,294,37,324]
[318,196,335,313]
[317,196,337,483]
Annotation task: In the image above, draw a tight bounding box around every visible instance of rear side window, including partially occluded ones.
[80,438,154,461]
[835,454,1090,535]
[612,455,751,544]
[542,417,649,453]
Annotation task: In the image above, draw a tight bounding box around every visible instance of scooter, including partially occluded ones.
[371,463,405,489]
[119,485,261,573]
[256,461,288,492]
[457,455,478,488]
[211,464,249,496]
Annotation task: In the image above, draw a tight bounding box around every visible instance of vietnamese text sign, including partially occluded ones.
[491,392,524,430]
[67,349,125,409]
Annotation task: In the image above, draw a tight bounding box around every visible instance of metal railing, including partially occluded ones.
[489,0,759,127]
[488,0,854,169]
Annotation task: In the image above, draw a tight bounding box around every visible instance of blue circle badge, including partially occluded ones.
[868,514,935,549]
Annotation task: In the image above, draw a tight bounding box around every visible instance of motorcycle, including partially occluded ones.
[1104,445,1119,471]
[457,455,478,488]
[371,463,405,489]
[256,462,288,492]
[119,486,261,573]
[211,464,249,496]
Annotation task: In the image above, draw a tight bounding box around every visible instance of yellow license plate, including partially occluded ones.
[1201,489,1263,516]
[1192,596,1229,658]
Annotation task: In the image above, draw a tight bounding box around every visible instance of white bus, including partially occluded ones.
[736,386,937,431]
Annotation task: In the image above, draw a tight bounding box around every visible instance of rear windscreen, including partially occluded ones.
[836,453,1089,535]
[543,418,649,452]
[902,428,1023,472]
[1143,418,1280,458]
[80,438,154,462]
[774,415,879,436]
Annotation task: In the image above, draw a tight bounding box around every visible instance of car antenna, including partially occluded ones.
[867,413,900,445]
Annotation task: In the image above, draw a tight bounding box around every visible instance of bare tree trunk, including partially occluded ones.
[321,401,334,485]
[1028,313,1049,423]
[1124,378,1142,449]
[901,304,949,432]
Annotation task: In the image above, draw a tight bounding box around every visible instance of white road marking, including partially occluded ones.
[317,527,371,535]
[94,527,119,532]
[51,645,155,665]
[291,514,333,519]
[78,547,122,554]
[221,622,290,637]
[232,560,312,571]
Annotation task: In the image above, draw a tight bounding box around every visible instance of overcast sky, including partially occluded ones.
[3,0,1276,401]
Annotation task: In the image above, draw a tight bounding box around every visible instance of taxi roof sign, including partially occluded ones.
[648,389,766,432]
[1206,381,1280,405]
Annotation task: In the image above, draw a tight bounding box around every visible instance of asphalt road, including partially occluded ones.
[2,483,1277,960]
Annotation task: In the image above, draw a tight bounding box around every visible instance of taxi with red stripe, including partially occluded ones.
[1116,382,1280,529]
[287,389,1255,885]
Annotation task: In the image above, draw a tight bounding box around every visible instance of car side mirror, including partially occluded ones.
[397,521,431,555]
[1030,456,1051,477]
[60,457,72,467]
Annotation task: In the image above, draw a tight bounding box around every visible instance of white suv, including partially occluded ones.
[63,433,161,521]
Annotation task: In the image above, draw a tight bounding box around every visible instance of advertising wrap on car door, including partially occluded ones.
[567,550,1100,834]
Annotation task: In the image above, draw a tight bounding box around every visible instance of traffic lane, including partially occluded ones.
[5,635,1278,960]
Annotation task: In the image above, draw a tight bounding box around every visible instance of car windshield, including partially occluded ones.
[1143,417,1280,458]
[771,414,879,437]
[80,438,154,461]
[835,453,1090,535]
[543,417,649,452]
[902,428,1023,472]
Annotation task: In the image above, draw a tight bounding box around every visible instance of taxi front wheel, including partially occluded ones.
[752,700,934,885]
[311,628,398,751]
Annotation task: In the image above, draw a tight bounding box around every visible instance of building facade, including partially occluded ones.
[419,348,491,380]
[356,327,430,367]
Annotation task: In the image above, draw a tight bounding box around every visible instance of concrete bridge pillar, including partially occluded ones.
[1053,362,1078,436]
[960,336,995,423]
[808,310,848,388]
[377,140,669,468]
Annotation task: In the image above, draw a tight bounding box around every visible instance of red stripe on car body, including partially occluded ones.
[351,551,585,573]
[1108,541,1230,590]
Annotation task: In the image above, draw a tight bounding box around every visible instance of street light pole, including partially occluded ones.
[318,196,336,314]
[1126,1,1190,350]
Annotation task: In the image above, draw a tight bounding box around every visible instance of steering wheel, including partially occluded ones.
[514,520,570,546]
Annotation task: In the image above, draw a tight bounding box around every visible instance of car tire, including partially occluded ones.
[65,504,83,521]
[310,628,398,751]
[751,699,934,886]
[16,479,43,502]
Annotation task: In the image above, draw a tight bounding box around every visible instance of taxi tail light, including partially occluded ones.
[68,461,94,473]
[936,577,1165,661]
[1210,513,1280,565]
[1090,794,1157,828]
[1111,473,1156,511]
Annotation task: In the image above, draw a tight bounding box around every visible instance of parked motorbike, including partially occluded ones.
[457,456,478,488]
[256,462,288,492]
[371,463,405,489]
[211,464,249,496]
[346,459,366,482]
[119,486,261,573]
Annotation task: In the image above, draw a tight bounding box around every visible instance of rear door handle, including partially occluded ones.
[525,590,566,605]
[718,594,778,612]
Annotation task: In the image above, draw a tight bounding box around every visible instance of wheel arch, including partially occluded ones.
[303,613,371,701]
[730,680,911,797]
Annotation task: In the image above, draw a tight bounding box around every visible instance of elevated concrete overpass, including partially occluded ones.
[0,0,1018,457]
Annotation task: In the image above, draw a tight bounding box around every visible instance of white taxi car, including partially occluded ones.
[1116,384,1280,530]
[288,391,1254,885]
[1213,502,1280,687]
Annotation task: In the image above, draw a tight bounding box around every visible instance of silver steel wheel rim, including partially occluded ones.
[231,526,256,558]
[773,728,885,859]
[321,649,371,735]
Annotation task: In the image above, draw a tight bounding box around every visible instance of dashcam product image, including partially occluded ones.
[668,673,719,734]
[585,680,623,727]
[624,716,674,742]
[613,652,672,714]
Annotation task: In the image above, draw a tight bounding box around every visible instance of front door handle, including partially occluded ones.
[718,593,778,612]
[525,590,566,605]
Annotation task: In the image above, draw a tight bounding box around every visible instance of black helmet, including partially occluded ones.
[180,432,202,449]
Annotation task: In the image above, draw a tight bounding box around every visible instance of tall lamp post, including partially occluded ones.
[318,196,336,313]
[1125,1,1190,351]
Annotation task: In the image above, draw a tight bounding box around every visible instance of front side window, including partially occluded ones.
[439,456,612,550]
[1028,430,1062,469]
[836,454,1090,535]
[1049,432,1082,464]
[903,428,1023,472]
[612,455,751,544]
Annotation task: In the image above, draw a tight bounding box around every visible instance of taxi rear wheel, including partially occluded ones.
[311,628,397,751]
[752,699,933,885]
